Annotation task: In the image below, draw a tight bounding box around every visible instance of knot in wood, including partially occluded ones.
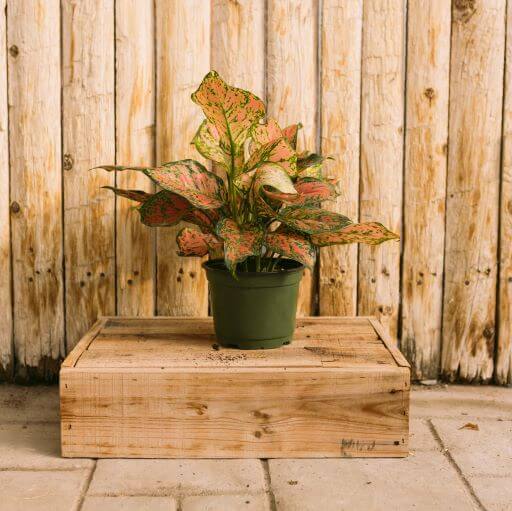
[63,154,74,171]
[9,45,19,58]
[10,201,20,214]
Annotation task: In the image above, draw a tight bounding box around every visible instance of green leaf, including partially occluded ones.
[278,205,352,235]
[102,186,152,203]
[297,152,333,178]
[176,227,223,257]
[265,230,316,269]
[311,222,399,246]
[138,191,191,227]
[192,120,231,168]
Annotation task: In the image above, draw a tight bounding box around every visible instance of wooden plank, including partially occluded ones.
[61,318,107,368]
[115,0,155,316]
[62,0,116,349]
[496,0,512,385]
[7,0,64,382]
[267,0,318,316]
[358,0,404,337]
[319,0,362,316]
[400,0,451,380]
[155,0,209,316]
[0,0,12,381]
[369,318,410,369]
[441,0,505,383]
[211,0,265,99]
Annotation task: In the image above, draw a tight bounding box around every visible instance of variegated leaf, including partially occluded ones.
[278,205,352,234]
[297,152,333,178]
[192,120,231,168]
[251,118,283,146]
[247,138,297,176]
[253,163,297,199]
[176,227,223,257]
[265,230,316,269]
[183,208,220,232]
[216,218,264,270]
[265,178,337,205]
[138,190,191,227]
[282,123,301,149]
[311,222,399,246]
[102,186,152,203]
[92,164,152,172]
[191,71,265,158]
[145,159,226,209]
[234,169,256,192]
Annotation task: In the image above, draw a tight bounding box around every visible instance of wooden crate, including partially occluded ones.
[60,317,410,458]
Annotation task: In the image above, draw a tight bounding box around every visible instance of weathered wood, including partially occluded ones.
[7,0,64,382]
[0,0,12,380]
[211,0,265,99]
[60,316,410,458]
[155,0,209,316]
[441,0,505,383]
[319,0,362,316]
[496,0,512,385]
[267,0,318,316]
[401,0,451,380]
[358,0,404,337]
[62,0,116,350]
[115,0,155,316]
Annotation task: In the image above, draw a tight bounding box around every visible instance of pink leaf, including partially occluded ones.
[265,178,337,205]
[192,120,231,168]
[311,222,400,246]
[265,230,316,269]
[102,186,152,203]
[176,227,223,257]
[282,123,302,149]
[138,191,191,227]
[278,206,352,234]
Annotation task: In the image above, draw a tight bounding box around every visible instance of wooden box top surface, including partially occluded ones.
[62,316,410,372]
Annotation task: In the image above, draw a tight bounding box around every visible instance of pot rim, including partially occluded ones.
[202,258,305,276]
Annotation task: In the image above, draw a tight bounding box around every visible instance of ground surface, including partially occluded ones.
[0,384,510,511]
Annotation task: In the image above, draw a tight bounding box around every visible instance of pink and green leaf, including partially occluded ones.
[296,152,333,178]
[102,186,152,203]
[311,222,399,246]
[176,227,223,257]
[138,191,191,227]
[265,178,337,205]
[192,120,231,168]
[265,230,316,269]
[282,123,301,149]
[253,163,297,200]
[92,164,152,172]
[278,205,352,234]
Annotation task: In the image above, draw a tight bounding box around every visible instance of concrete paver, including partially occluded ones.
[408,418,439,451]
[181,494,270,510]
[0,384,59,423]
[81,496,177,511]
[468,476,512,511]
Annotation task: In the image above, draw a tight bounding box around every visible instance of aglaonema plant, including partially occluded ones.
[95,71,398,276]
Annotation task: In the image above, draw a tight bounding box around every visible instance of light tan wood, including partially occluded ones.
[155,0,209,316]
[0,0,11,379]
[60,316,410,458]
[441,0,505,383]
[62,0,116,350]
[211,0,265,100]
[115,0,155,316]
[358,0,404,337]
[7,0,64,381]
[497,0,512,385]
[267,0,318,316]
[319,0,362,316]
[401,0,450,380]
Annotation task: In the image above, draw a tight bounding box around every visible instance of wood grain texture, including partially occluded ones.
[115,0,155,316]
[62,0,116,350]
[0,0,12,380]
[267,0,318,316]
[60,316,410,458]
[7,0,64,382]
[441,0,505,383]
[496,0,512,385]
[319,0,362,316]
[155,0,209,316]
[358,0,404,337]
[401,0,450,380]
[211,0,265,99]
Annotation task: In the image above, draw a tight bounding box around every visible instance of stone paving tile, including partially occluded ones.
[82,496,177,511]
[0,469,89,511]
[409,418,439,452]
[181,494,270,511]
[431,418,512,477]
[468,476,512,511]
[0,423,93,469]
[269,450,478,511]
[0,384,60,423]
[88,459,266,496]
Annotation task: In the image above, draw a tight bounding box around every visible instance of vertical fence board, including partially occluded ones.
[319,0,362,316]
[155,0,209,316]
[401,0,450,379]
[62,0,116,350]
[211,0,265,99]
[0,0,12,380]
[267,0,318,316]
[115,0,155,316]
[7,0,64,381]
[441,0,505,383]
[358,0,404,337]
[496,0,512,385]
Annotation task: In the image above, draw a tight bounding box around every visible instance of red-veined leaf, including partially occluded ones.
[215,218,264,270]
[282,123,301,149]
[265,230,316,269]
[311,222,399,246]
[176,227,223,257]
[278,205,352,234]
[183,209,221,232]
[265,178,337,205]
[102,186,152,203]
[138,191,191,227]
[191,71,265,158]
[192,120,231,168]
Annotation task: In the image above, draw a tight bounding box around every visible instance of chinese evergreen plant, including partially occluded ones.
[96,71,398,275]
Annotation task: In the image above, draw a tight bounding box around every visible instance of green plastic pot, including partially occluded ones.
[203,259,305,350]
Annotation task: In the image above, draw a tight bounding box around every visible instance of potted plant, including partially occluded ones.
[95,71,398,349]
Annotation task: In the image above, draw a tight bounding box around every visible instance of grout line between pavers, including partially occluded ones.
[76,460,97,511]
[85,489,267,499]
[261,459,277,511]
[0,466,92,472]
[427,419,488,511]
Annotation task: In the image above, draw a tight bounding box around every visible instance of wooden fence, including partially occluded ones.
[0,0,510,384]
